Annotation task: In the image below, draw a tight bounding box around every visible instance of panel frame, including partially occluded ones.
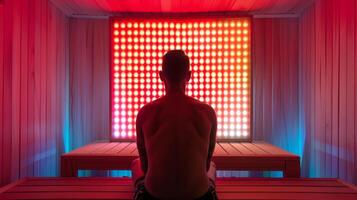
[109,12,253,142]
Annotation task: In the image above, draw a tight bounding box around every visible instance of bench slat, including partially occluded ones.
[218,193,357,200]
[9,185,355,194]
[94,142,122,154]
[1,192,132,200]
[107,142,131,155]
[119,143,137,155]
[2,178,357,200]
[241,143,270,155]
[213,143,229,155]
[230,143,255,155]
[253,141,293,155]
[9,185,133,192]
[68,143,109,154]
[219,143,242,155]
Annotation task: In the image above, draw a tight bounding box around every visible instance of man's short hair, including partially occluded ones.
[162,50,190,83]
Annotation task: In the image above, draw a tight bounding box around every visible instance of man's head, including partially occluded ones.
[159,50,191,88]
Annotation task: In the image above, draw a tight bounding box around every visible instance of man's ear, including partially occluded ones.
[185,71,191,82]
[159,71,164,82]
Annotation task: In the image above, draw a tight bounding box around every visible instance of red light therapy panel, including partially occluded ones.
[111,17,251,141]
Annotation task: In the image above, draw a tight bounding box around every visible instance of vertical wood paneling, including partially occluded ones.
[253,18,300,154]
[345,0,355,183]
[300,0,357,184]
[1,0,13,186]
[69,18,109,149]
[355,0,357,185]
[324,0,333,178]
[330,0,338,177]
[0,0,69,186]
[0,2,4,187]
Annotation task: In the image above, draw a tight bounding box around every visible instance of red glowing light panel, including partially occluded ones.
[111,17,251,141]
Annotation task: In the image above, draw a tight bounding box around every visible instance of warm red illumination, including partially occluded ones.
[111,17,251,141]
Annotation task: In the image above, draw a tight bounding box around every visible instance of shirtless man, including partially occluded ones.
[131,50,218,200]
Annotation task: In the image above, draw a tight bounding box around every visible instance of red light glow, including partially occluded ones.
[111,17,251,141]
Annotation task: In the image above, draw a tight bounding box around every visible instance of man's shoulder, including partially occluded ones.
[137,97,163,116]
[187,96,216,116]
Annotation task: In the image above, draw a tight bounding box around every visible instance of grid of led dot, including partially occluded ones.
[111,18,251,141]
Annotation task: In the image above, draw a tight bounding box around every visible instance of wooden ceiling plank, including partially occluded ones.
[49,0,315,17]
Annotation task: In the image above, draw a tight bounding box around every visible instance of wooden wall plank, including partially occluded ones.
[26,0,35,177]
[345,0,356,184]
[330,0,340,179]
[11,0,22,181]
[338,0,348,181]
[314,0,322,177]
[324,0,333,179]
[1,0,14,186]
[19,0,30,178]
[0,2,4,187]
[355,0,357,185]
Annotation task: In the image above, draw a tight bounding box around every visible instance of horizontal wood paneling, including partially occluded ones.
[0,0,69,186]
[299,0,357,184]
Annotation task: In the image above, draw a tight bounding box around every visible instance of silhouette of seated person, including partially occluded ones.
[131,50,218,200]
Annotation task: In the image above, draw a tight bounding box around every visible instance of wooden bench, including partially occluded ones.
[1,177,357,199]
[61,141,301,178]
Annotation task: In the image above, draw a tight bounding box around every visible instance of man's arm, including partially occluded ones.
[207,107,217,171]
[136,108,148,173]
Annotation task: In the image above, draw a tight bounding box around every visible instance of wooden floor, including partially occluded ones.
[1,177,357,199]
[61,141,301,178]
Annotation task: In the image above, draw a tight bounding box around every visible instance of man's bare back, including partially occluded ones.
[132,50,217,200]
[136,93,217,199]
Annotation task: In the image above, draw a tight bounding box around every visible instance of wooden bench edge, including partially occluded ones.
[0,179,27,194]
[336,179,357,191]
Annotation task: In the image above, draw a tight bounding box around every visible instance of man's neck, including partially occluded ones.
[165,84,186,96]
